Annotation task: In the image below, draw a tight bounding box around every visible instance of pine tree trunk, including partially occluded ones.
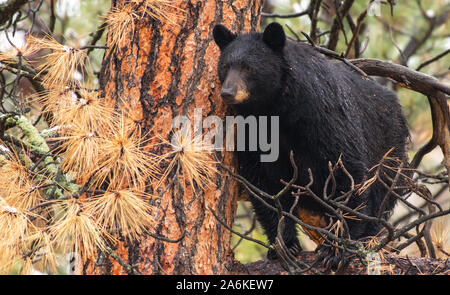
[83,0,263,275]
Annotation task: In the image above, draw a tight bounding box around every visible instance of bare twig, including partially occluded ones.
[416,49,450,71]
[262,8,311,19]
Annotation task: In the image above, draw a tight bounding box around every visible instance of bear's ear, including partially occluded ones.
[263,22,286,51]
[213,24,236,50]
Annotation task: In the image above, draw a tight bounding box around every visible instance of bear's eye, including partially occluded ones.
[240,63,255,74]
[218,63,230,81]
[218,68,228,82]
[222,64,230,73]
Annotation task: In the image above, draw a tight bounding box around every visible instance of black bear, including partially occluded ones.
[213,22,410,267]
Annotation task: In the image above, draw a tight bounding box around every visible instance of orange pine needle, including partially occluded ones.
[21,230,57,274]
[103,5,138,51]
[50,123,103,179]
[0,50,19,64]
[26,34,88,88]
[92,116,160,189]
[4,181,44,211]
[52,88,115,132]
[104,2,184,52]
[133,0,185,24]
[0,36,39,64]
[157,128,218,191]
[0,141,44,210]
[0,200,32,249]
[0,245,17,274]
[0,142,32,195]
[431,217,450,258]
[84,189,156,241]
[48,200,107,262]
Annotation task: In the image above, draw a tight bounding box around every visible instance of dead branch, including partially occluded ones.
[220,149,449,275]
[349,58,450,183]
[327,0,355,51]
[261,8,311,19]
[349,58,450,97]
[308,0,323,43]
[344,0,374,58]
[236,253,450,275]
[0,0,28,27]
[416,49,450,71]
[399,3,450,66]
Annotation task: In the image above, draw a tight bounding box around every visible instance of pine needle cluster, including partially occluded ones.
[0,1,218,275]
[0,33,160,275]
[84,189,156,241]
[104,1,184,51]
[103,5,138,51]
[0,198,46,274]
[26,35,88,89]
[48,200,108,262]
[135,0,184,24]
[92,116,160,189]
[158,128,218,191]
[0,144,44,210]
[430,218,449,259]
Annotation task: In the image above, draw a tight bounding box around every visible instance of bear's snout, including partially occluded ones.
[220,87,237,104]
[220,68,249,104]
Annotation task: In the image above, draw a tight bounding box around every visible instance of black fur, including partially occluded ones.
[213,23,410,264]
[213,24,236,50]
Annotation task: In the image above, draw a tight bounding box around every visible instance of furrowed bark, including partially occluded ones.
[83,0,263,275]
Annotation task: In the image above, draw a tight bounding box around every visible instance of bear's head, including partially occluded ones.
[213,22,287,107]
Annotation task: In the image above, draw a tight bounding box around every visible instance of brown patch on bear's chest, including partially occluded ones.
[297,208,328,245]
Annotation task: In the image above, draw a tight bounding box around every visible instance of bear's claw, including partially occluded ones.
[267,241,302,260]
[315,244,351,272]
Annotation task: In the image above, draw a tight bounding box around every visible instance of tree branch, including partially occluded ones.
[399,5,450,65]
[349,58,450,181]
[261,9,311,19]
[235,253,450,275]
[327,0,355,51]
[416,49,450,71]
[0,0,28,27]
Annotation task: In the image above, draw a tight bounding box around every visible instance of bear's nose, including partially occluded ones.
[220,87,236,103]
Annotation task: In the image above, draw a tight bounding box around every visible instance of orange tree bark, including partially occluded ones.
[83,0,263,275]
